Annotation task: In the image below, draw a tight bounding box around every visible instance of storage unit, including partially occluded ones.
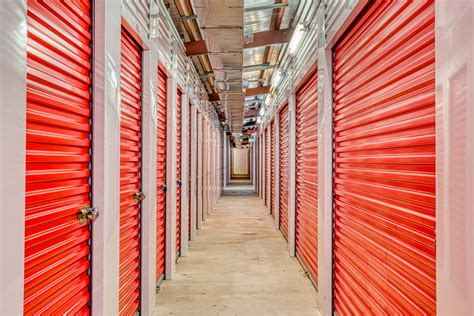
[332,1,436,314]
[188,102,192,238]
[176,89,182,255]
[119,27,143,315]
[156,66,167,281]
[279,103,289,239]
[270,119,275,217]
[295,70,319,284]
[24,2,93,314]
[265,126,269,207]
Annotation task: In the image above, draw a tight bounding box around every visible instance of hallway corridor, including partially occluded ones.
[154,189,320,315]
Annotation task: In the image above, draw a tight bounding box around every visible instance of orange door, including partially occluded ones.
[176,89,182,255]
[24,2,93,314]
[279,104,289,239]
[156,66,167,281]
[332,1,436,313]
[119,28,142,315]
[270,120,275,217]
[295,70,319,284]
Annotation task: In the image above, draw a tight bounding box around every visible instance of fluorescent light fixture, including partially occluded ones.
[259,107,265,116]
[289,22,308,55]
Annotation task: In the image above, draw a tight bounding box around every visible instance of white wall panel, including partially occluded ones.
[436,1,474,315]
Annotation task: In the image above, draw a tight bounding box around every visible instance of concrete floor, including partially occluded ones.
[153,185,320,316]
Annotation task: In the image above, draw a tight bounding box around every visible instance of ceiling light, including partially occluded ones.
[289,22,308,55]
[257,116,262,124]
[259,107,265,116]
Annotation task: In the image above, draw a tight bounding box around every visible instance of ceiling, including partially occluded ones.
[164,0,301,144]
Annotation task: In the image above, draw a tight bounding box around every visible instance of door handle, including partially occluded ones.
[133,191,145,203]
[78,206,99,224]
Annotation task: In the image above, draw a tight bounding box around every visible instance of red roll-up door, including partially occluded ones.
[188,102,192,237]
[270,120,275,217]
[25,2,93,314]
[295,70,318,284]
[156,66,167,281]
[279,103,289,239]
[176,89,182,256]
[332,1,436,314]
[119,28,142,315]
[265,127,269,206]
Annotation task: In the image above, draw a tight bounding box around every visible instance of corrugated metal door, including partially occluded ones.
[295,71,319,284]
[332,1,436,314]
[279,104,289,239]
[270,120,275,217]
[265,127,269,206]
[119,28,142,315]
[176,89,182,255]
[188,102,192,237]
[156,66,167,281]
[24,2,93,314]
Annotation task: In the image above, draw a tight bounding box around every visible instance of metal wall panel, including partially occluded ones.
[123,0,150,35]
[176,89,182,255]
[270,120,275,217]
[156,67,167,281]
[332,2,436,314]
[295,70,319,285]
[24,2,93,314]
[119,28,142,315]
[279,103,289,239]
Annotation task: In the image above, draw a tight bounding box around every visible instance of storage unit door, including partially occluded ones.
[279,104,289,239]
[295,70,319,284]
[119,28,142,315]
[176,89,182,255]
[270,120,275,217]
[265,127,269,206]
[332,2,436,314]
[156,67,167,281]
[25,2,93,314]
[188,102,192,238]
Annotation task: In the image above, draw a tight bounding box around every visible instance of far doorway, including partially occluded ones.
[231,147,250,180]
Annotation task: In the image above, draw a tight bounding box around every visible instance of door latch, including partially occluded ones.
[177,179,182,187]
[162,184,168,192]
[78,206,98,224]
[133,191,145,203]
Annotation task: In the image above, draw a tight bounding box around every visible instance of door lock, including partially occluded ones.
[177,179,182,187]
[78,206,98,224]
[133,191,145,203]
[162,184,168,192]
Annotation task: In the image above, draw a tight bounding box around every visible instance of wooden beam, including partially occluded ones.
[244,28,295,49]
[185,40,208,56]
[245,86,270,97]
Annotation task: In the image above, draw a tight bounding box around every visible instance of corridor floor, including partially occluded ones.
[154,187,320,315]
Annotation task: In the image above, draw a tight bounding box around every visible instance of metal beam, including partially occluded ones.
[244,3,289,12]
[181,15,197,21]
[245,86,270,97]
[199,71,215,79]
[184,40,208,56]
[244,28,295,49]
[243,63,277,73]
